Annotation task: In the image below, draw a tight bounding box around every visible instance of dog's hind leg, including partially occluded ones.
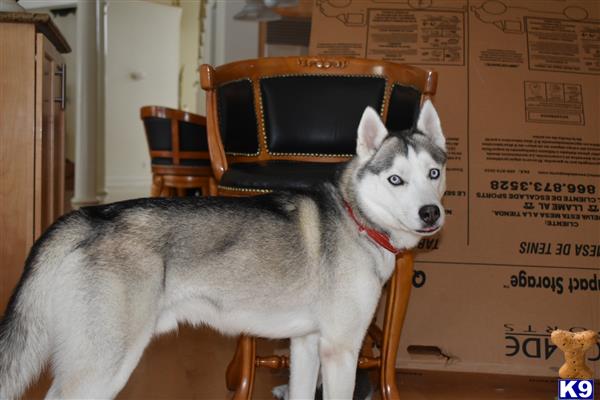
[45,323,154,399]
[289,332,320,400]
[44,256,164,399]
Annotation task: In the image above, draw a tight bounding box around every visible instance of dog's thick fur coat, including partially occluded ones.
[0,103,446,399]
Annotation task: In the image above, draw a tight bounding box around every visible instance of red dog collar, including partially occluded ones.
[343,201,402,255]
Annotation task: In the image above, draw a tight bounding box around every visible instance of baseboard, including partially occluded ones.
[104,176,151,203]
[397,358,562,377]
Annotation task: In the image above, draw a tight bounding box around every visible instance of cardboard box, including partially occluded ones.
[310,0,599,377]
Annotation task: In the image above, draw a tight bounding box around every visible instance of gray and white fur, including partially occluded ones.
[0,101,446,399]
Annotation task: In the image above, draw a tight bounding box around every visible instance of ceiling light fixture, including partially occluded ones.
[234,0,282,22]
[264,0,299,8]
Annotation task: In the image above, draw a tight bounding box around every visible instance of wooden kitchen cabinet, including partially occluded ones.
[0,13,70,311]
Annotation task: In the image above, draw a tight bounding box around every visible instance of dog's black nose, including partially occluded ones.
[419,205,440,226]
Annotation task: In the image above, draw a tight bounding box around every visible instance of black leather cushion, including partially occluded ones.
[219,161,347,191]
[386,84,421,132]
[144,118,172,151]
[179,120,208,151]
[260,76,386,155]
[217,79,260,155]
[144,117,210,166]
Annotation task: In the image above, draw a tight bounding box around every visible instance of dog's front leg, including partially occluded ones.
[289,333,320,399]
[319,337,359,400]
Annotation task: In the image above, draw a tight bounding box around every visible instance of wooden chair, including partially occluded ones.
[140,106,217,197]
[200,56,437,399]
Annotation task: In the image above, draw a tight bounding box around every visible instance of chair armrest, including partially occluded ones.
[202,64,228,182]
[206,93,228,182]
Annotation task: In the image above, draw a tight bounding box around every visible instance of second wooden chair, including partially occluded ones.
[140,106,216,197]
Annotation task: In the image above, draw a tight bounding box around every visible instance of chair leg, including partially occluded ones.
[165,186,176,197]
[198,177,211,197]
[226,335,256,400]
[208,177,218,196]
[379,252,414,400]
[151,175,163,197]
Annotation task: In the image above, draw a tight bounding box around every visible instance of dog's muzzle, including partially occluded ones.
[418,204,441,227]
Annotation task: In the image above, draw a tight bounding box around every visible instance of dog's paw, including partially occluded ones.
[272,384,289,400]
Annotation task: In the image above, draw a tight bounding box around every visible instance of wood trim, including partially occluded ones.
[358,356,381,369]
[33,32,44,241]
[151,175,163,197]
[255,355,289,369]
[149,150,210,159]
[0,12,71,53]
[44,40,56,234]
[150,174,216,198]
[55,62,65,221]
[380,252,415,400]
[37,34,66,236]
[368,324,384,348]
[151,165,212,176]
[161,175,212,188]
[252,79,269,161]
[140,105,207,126]
[171,119,180,164]
[204,90,227,181]
[200,63,215,90]
[251,353,380,370]
[226,335,256,399]
[424,70,437,97]
[202,57,436,93]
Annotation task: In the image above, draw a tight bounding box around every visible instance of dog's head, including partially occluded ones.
[351,100,447,249]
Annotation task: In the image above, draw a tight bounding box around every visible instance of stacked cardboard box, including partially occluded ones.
[310,0,599,377]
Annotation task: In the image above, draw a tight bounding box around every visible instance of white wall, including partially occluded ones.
[27,0,260,202]
[198,0,259,114]
[179,0,200,112]
[104,0,181,202]
[220,1,259,65]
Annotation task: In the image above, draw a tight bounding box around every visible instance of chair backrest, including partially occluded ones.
[200,57,437,180]
[140,106,210,167]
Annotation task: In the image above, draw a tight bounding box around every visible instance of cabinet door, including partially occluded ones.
[0,23,36,312]
[34,34,66,239]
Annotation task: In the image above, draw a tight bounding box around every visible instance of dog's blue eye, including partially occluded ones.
[388,175,404,186]
[429,168,440,180]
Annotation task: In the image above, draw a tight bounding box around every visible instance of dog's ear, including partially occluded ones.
[417,100,445,150]
[357,106,388,160]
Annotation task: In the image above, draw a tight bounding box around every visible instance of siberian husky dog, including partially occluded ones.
[0,101,446,400]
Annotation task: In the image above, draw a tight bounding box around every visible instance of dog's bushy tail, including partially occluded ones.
[0,242,56,400]
[0,214,81,399]
[0,297,50,399]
